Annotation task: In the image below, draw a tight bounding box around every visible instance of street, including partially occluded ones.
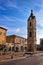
[0,55,43,65]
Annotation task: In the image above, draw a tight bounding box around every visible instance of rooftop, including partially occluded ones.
[0,27,7,31]
[7,34,27,39]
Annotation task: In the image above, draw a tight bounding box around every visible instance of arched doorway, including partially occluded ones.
[21,46,24,51]
[15,47,19,52]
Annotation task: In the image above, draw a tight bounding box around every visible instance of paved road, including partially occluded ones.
[0,55,43,65]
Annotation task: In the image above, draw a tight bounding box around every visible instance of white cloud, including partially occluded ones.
[3,0,17,9]
[14,28,20,33]
[36,6,43,27]
[37,28,43,44]
[1,15,27,23]
[37,32,43,44]
[34,3,43,44]
[7,0,17,8]
[0,0,17,9]
[6,27,20,35]
[2,15,15,21]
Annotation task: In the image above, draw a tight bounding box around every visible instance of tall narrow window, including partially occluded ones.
[29,32,32,37]
[30,22,31,26]
[0,32,2,35]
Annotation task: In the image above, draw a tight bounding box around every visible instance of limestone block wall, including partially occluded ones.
[0,28,7,45]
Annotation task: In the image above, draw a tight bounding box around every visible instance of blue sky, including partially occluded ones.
[0,0,43,44]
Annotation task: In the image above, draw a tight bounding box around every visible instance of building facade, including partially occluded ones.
[6,35,27,52]
[40,38,43,51]
[0,27,7,50]
[27,10,36,52]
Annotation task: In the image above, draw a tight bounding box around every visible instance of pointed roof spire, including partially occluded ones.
[30,10,33,17]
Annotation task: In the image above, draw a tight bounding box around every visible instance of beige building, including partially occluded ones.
[0,27,7,50]
[6,35,27,52]
[27,10,36,52]
[40,38,43,51]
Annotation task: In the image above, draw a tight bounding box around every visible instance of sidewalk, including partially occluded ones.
[0,52,43,63]
[0,56,26,63]
[0,52,25,61]
[0,54,38,63]
[0,52,26,63]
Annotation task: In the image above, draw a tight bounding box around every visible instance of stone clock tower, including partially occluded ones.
[27,10,36,52]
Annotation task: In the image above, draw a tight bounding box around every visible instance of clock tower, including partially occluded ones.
[27,10,36,52]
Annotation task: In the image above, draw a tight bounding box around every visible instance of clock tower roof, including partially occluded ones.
[28,10,35,21]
